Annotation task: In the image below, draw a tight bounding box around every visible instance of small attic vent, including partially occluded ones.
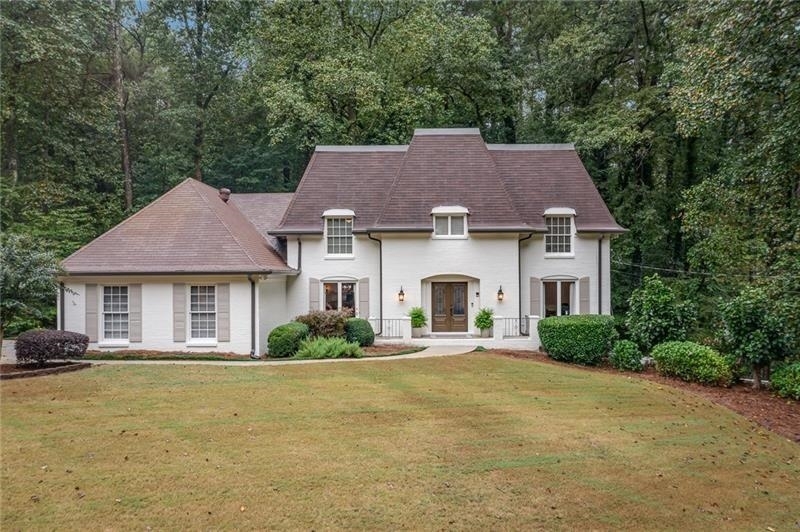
[219,188,231,203]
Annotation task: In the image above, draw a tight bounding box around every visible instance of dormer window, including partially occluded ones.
[544,208,575,256]
[323,209,354,256]
[432,206,468,238]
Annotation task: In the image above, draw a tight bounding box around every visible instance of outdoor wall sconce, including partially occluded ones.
[398,286,405,302]
[497,286,504,301]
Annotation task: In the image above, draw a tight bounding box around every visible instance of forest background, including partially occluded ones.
[1,0,798,341]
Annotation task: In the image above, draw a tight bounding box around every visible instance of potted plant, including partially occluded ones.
[474,307,494,337]
[408,306,427,338]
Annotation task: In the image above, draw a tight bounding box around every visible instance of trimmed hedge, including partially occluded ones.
[294,310,350,338]
[345,318,374,347]
[610,340,643,372]
[15,329,89,366]
[267,322,310,358]
[295,337,362,359]
[651,341,732,387]
[537,315,617,366]
[770,362,800,400]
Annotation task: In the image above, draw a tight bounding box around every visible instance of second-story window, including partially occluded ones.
[326,217,353,255]
[545,216,573,254]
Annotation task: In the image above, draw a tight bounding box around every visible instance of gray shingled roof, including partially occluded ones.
[62,179,293,274]
[276,128,624,234]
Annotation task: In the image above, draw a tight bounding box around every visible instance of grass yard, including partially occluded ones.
[1,353,798,530]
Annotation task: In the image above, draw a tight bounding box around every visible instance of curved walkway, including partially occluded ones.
[67,345,477,367]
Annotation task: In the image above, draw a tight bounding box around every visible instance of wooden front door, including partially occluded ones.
[431,282,468,332]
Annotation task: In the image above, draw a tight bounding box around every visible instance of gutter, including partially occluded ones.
[60,269,299,277]
[518,233,534,324]
[367,233,382,335]
[59,282,65,331]
[247,274,258,358]
[598,236,603,314]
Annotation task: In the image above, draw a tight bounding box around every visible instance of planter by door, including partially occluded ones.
[431,282,468,333]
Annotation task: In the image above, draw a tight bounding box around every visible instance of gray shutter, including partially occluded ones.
[173,283,186,342]
[529,277,541,317]
[309,278,320,311]
[129,284,142,342]
[579,277,590,315]
[217,283,230,342]
[85,284,98,342]
[358,278,369,318]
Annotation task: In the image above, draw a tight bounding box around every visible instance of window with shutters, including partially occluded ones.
[102,286,129,340]
[323,281,356,313]
[543,280,574,317]
[190,285,216,339]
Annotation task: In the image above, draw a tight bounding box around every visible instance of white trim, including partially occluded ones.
[432,214,468,239]
[544,215,575,257]
[544,207,577,216]
[98,341,130,348]
[321,280,358,312]
[188,284,217,341]
[431,205,469,215]
[414,128,480,136]
[186,340,218,348]
[322,208,355,218]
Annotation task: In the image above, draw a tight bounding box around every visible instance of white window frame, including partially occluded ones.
[101,285,129,344]
[321,280,357,313]
[542,279,576,317]
[544,214,574,257]
[431,206,469,239]
[323,209,355,258]
[189,285,217,343]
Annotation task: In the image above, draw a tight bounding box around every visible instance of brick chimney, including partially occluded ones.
[219,188,231,203]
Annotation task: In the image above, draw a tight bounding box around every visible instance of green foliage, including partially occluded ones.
[609,340,643,372]
[538,315,618,366]
[15,329,88,367]
[295,337,362,359]
[474,307,494,331]
[294,310,350,339]
[345,318,375,347]
[267,322,309,358]
[408,307,427,329]
[720,287,794,382]
[770,363,800,401]
[651,341,732,387]
[626,275,696,352]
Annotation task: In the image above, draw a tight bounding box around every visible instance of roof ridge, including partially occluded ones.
[189,180,264,270]
[62,178,195,264]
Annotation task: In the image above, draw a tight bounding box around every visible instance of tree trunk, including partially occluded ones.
[2,63,20,184]
[110,0,134,211]
[751,364,763,390]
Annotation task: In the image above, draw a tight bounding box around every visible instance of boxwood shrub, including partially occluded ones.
[267,322,310,358]
[651,341,732,387]
[770,362,800,400]
[295,337,362,359]
[345,318,375,347]
[294,310,350,338]
[537,315,617,366]
[609,340,643,372]
[15,329,89,366]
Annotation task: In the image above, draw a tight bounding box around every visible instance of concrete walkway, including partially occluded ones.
[63,345,478,367]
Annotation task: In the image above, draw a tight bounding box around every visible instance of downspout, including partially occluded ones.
[598,236,603,314]
[518,233,534,324]
[367,233,382,335]
[59,282,65,331]
[247,274,257,358]
[297,239,302,270]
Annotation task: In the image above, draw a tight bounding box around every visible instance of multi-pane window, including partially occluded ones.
[326,218,353,255]
[545,216,572,254]
[323,282,355,313]
[543,280,574,317]
[103,286,129,340]
[190,285,216,339]
[433,215,466,237]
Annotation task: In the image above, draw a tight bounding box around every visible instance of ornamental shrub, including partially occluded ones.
[345,318,375,347]
[626,275,696,352]
[610,340,643,372]
[295,337,363,359]
[408,307,427,328]
[267,322,310,358]
[474,307,494,331]
[538,315,617,366]
[15,329,89,367]
[770,362,800,400]
[651,341,732,386]
[294,310,350,338]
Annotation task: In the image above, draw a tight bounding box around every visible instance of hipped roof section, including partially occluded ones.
[62,179,294,275]
[276,128,625,234]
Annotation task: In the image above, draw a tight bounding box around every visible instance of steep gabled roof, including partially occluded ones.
[229,192,294,248]
[62,179,293,274]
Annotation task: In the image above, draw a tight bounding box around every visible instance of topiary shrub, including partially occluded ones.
[626,275,696,352]
[538,315,617,366]
[294,310,350,338]
[345,318,375,347]
[610,340,643,372]
[770,362,800,400]
[295,337,362,359]
[651,341,732,386]
[15,329,89,367]
[267,322,310,358]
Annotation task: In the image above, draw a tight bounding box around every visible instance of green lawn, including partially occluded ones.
[2,353,798,530]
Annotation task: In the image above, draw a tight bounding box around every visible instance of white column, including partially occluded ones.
[493,316,504,340]
[400,317,412,341]
[528,315,541,351]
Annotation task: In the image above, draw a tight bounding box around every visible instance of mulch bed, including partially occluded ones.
[494,349,800,444]
[0,362,92,380]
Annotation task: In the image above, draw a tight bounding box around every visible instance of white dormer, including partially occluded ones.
[431,206,469,239]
